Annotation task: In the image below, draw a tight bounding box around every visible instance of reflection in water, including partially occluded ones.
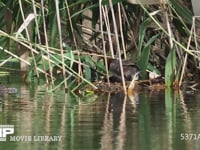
[116,95,127,150]
[100,93,113,150]
[0,84,200,150]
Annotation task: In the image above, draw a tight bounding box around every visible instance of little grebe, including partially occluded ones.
[109,59,140,82]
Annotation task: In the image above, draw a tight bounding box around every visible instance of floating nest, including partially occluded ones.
[83,78,166,93]
[82,78,199,94]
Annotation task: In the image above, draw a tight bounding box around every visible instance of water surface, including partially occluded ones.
[0,83,200,150]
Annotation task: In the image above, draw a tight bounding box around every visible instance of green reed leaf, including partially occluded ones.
[165,46,176,87]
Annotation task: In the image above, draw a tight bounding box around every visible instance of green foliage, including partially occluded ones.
[137,19,160,79]
[83,56,93,81]
[0,71,9,76]
[169,0,193,25]
[147,63,161,76]
[137,19,150,59]
[165,47,176,87]
[0,0,199,92]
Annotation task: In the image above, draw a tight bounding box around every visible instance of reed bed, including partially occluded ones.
[0,0,199,92]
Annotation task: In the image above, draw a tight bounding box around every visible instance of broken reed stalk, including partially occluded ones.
[0,29,96,89]
[55,0,68,91]
[0,56,12,67]
[32,0,50,85]
[118,3,127,60]
[65,0,83,83]
[99,1,110,86]
[120,5,137,49]
[18,0,40,79]
[139,1,195,57]
[102,6,115,58]
[193,16,200,69]
[179,17,195,86]
[0,45,52,78]
[163,7,174,49]
[109,0,127,94]
[41,0,54,86]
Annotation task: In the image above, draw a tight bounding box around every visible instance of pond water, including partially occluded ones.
[0,82,200,150]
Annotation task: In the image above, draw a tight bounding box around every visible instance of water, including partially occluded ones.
[0,83,200,150]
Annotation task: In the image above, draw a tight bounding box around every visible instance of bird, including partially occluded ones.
[128,71,140,90]
[109,59,140,82]
[127,71,140,108]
